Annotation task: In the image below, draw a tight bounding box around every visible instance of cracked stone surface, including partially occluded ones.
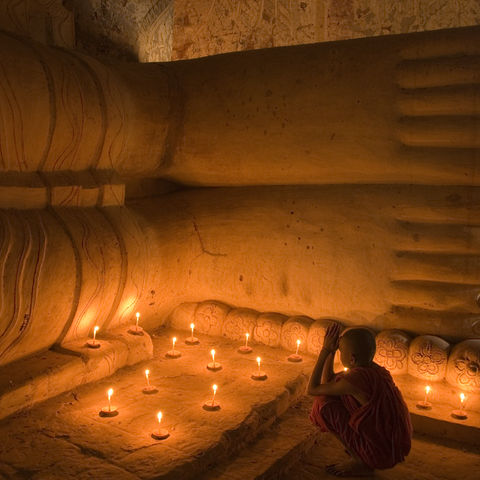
[0,329,314,479]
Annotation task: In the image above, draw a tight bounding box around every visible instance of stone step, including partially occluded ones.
[200,397,319,480]
[0,325,153,421]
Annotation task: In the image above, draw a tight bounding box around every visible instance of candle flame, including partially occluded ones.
[211,349,215,359]
[343,367,348,372]
[425,385,431,394]
[172,337,177,348]
[145,369,149,377]
[256,356,261,367]
[94,326,99,334]
[107,388,113,400]
[136,312,140,319]
[296,339,301,346]
[460,393,466,402]
[213,384,217,392]
[190,323,195,329]
[246,333,249,339]
[157,411,162,423]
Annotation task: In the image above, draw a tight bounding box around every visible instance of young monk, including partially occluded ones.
[308,323,412,477]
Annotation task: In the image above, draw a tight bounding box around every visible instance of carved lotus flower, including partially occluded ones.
[376,339,406,371]
[455,352,480,388]
[411,342,444,375]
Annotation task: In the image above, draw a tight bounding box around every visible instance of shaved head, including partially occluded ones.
[339,328,376,366]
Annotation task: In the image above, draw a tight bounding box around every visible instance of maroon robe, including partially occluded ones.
[310,363,412,470]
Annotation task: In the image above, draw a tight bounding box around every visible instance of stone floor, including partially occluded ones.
[0,328,479,479]
[0,329,315,479]
[283,433,480,480]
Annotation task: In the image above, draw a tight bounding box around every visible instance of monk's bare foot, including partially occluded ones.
[326,459,373,477]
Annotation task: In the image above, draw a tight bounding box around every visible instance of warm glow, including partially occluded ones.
[256,356,261,367]
[213,384,217,393]
[145,369,150,385]
[211,349,215,363]
[245,332,249,347]
[425,385,431,395]
[157,411,162,424]
[136,312,140,319]
[190,323,195,335]
[295,339,301,355]
[172,337,177,349]
[343,367,348,372]
[460,393,466,404]
[93,325,99,340]
[107,388,113,401]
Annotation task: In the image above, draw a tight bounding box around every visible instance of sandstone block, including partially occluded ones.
[168,302,198,330]
[281,316,313,353]
[222,308,259,341]
[194,301,230,337]
[446,339,480,393]
[408,335,450,382]
[374,329,411,375]
[253,312,286,347]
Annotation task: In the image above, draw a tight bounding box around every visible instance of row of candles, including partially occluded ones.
[92,314,471,441]
[417,385,469,420]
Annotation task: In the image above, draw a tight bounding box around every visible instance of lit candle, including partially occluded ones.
[207,348,222,371]
[128,311,143,335]
[87,326,101,348]
[451,392,468,419]
[166,336,181,358]
[142,368,158,394]
[251,356,268,380]
[185,322,199,345]
[152,411,169,440]
[238,332,252,354]
[287,338,303,362]
[416,385,432,410]
[203,384,221,410]
[211,384,217,406]
[100,387,118,416]
[107,388,113,412]
[424,385,431,404]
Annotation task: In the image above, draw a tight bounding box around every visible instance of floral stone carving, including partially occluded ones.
[446,339,480,393]
[307,319,337,355]
[222,308,259,341]
[194,301,230,337]
[253,312,287,347]
[374,329,411,375]
[408,335,450,381]
[281,316,313,352]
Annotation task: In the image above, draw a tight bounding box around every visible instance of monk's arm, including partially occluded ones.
[307,347,333,394]
[307,377,361,397]
[321,350,335,383]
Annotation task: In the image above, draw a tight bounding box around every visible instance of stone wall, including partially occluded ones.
[165,0,480,61]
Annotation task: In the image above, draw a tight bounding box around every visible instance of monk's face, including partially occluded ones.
[338,336,356,368]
